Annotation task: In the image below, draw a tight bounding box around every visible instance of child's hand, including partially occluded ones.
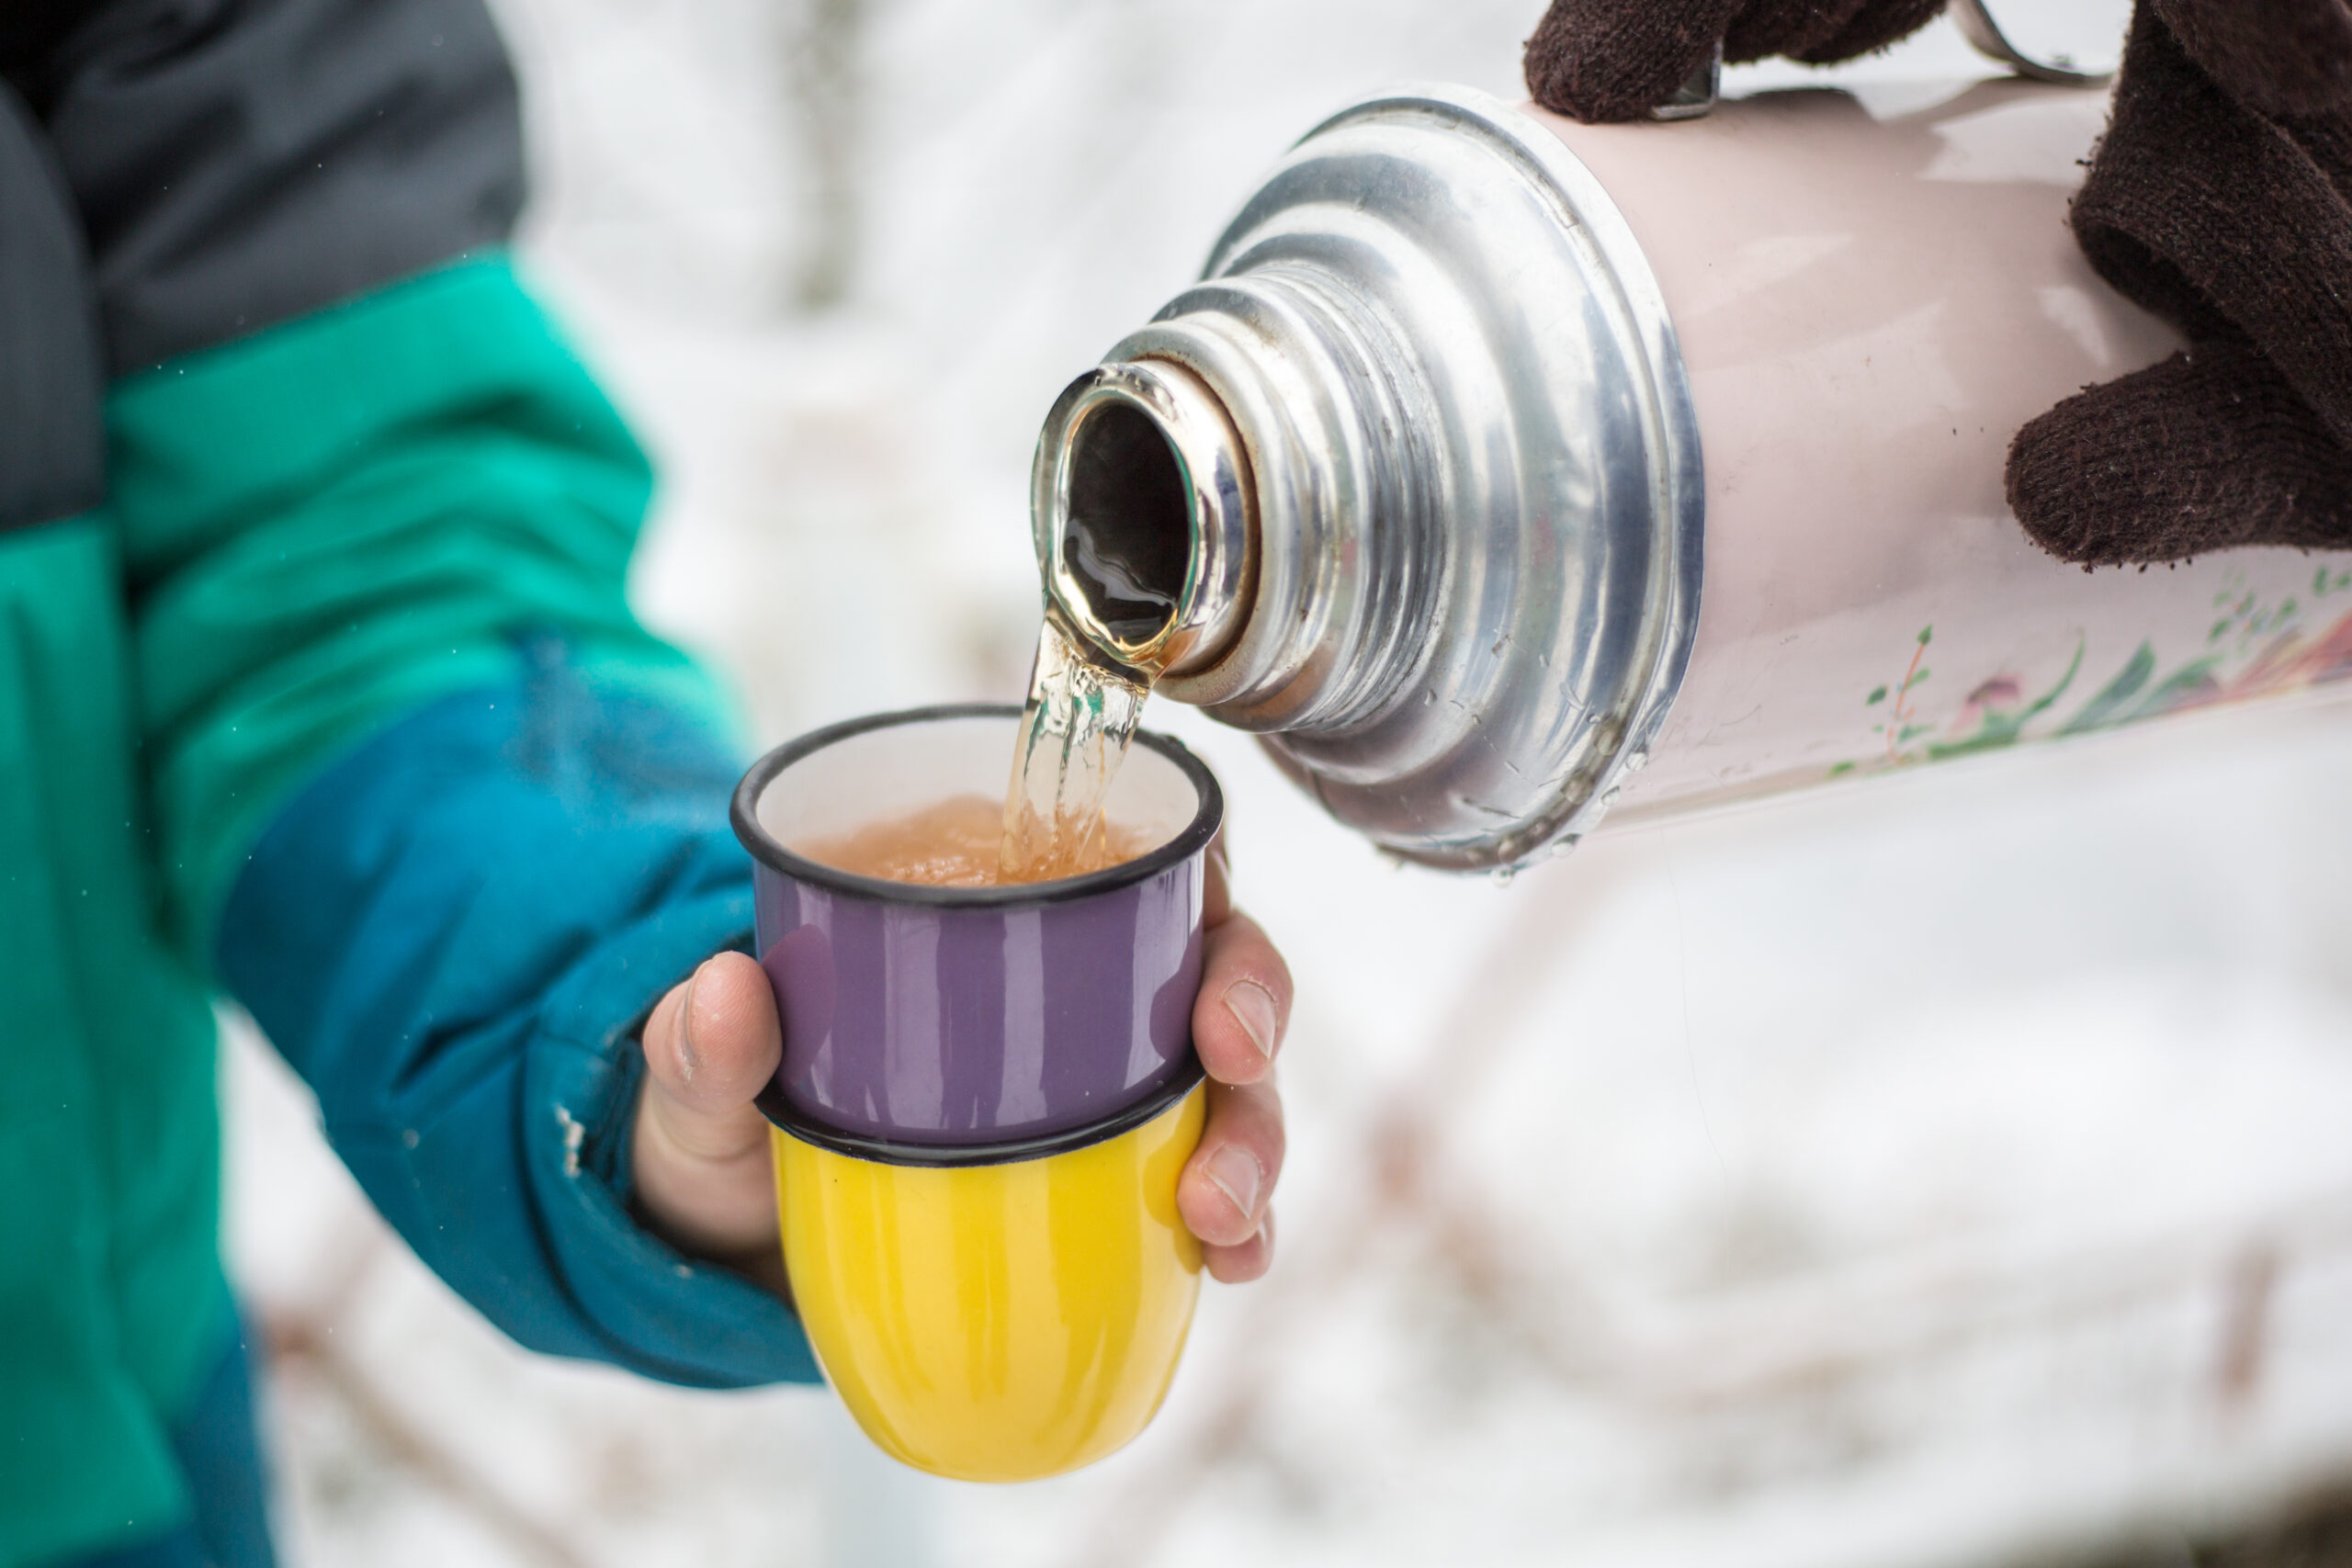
[629,836,1290,1293]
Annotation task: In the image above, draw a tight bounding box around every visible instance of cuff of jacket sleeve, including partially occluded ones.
[219,664,819,1391]
[523,894,820,1388]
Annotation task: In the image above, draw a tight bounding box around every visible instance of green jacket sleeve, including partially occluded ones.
[113,256,724,956]
[115,257,817,1387]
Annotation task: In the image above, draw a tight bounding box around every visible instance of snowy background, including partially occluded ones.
[220,3,2352,1564]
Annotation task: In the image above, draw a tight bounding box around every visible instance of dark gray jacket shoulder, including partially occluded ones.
[10,0,525,378]
[0,0,525,529]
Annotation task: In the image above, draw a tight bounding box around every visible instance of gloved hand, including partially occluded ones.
[2007,0,2352,566]
[1523,0,1947,123]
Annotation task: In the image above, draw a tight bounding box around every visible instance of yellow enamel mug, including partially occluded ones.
[770,1065,1207,1482]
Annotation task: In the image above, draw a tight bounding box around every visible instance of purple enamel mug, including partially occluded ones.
[729,704,1222,1146]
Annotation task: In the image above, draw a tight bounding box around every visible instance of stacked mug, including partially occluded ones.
[731,705,1223,1481]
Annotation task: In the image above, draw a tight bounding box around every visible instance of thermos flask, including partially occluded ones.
[1029,78,2352,872]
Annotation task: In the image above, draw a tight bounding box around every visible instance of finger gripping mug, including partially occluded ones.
[731,705,1226,1481]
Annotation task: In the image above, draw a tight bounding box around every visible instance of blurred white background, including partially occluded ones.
[220,3,2352,1564]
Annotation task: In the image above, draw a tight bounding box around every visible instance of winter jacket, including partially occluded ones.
[0,3,817,1562]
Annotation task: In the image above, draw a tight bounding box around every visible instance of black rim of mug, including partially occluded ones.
[754,1052,1207,1168]
[729,701,1224,911]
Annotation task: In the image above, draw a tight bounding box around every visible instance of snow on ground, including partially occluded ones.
[220,3,2352,1564]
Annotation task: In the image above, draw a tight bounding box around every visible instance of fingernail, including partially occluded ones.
[1224,979,1279,1064]
[1204,1145,1262,1223]
[674,971,701,1087]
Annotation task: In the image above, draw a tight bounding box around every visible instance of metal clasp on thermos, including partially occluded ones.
[1653,0,2120,122]
[1946,0,2121,88]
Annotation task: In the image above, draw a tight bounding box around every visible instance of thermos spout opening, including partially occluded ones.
[1032,358,1256,679]
[1030,87,1706,868]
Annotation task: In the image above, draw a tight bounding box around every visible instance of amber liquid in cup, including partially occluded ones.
[804,793,1156,886]
[798,595,1167,889]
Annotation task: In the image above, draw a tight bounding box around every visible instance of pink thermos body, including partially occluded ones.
[1031,80,2352,871]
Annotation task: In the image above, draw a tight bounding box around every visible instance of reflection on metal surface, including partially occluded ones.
[1950,0,2121,87]
[1034,86,1705,872]
[1035,358,1254,679]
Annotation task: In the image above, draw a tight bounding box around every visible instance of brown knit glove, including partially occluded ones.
[2007,0,2352,565]
[1524,0,1947,123]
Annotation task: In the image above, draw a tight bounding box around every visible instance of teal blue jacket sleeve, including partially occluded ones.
[216,646,820,1388]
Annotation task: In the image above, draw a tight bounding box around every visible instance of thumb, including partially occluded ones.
[633,951,786,1266]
